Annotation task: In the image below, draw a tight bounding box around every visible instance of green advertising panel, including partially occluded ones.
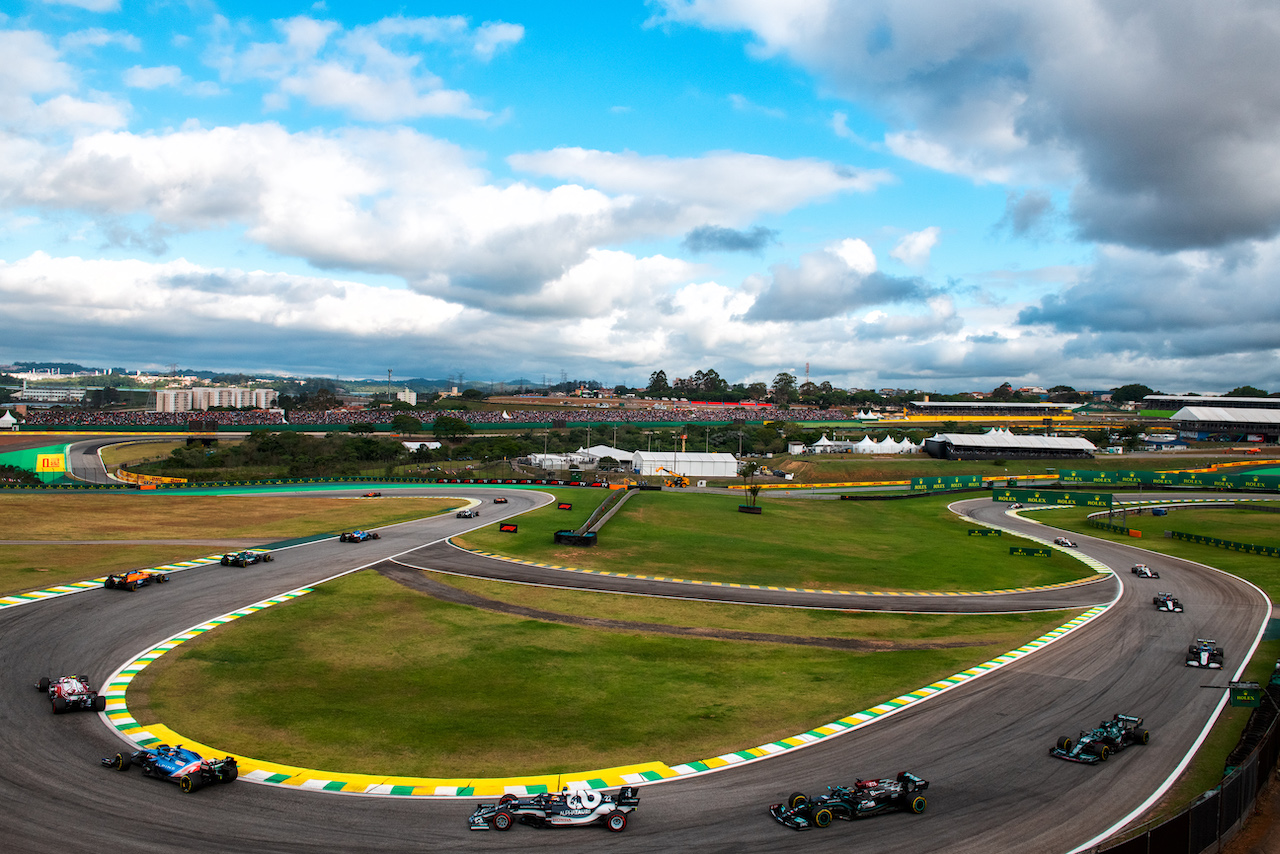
[911,474,983,492]
[992,488,1112,508]
[1240,474,1280,491]
[1009,546,1051,557]
[1230,682,1263,708]
[1059,469,1119,485]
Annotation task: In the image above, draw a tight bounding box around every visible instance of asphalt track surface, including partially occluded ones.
[0,486,1270,853]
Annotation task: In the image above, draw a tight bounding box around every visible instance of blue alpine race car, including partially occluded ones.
[102,744,238,793]
[339,530,380,542]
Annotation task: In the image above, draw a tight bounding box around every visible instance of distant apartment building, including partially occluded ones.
[396,388,418,406]
[156,386,278,412]
[14,385,86,403]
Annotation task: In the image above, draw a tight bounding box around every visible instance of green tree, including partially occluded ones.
[1110,383,1155,405]
[647,369,671,395]
[348,423,375,434]
[770,372,797,405]
[746,382,768,401]
[1227,385,1268,397]
[433,415,472,442]
[460,388,485,400]
[391,414,422,435]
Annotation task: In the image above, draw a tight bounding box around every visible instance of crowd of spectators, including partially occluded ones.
[17,405,858,428]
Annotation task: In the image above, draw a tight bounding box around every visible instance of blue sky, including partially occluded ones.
[3,1,1279,393]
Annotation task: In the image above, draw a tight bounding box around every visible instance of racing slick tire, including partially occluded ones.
[262,554,273,562]
[1055,736,1073,752]
[180,774,204,794]
[813,808,833,828]
[37,677,50,692]
[498,794,519,806]
[111,753,131,771]
[156,573,169,583]
[93,695,107,712]
[910,796,927,814]
[606,810,628,832]
[787,792,808,809]
[492,810,514,831]
[1094,744,1110,761]
[218,764,238,784]
[1138,729,1150,745]
[52,696,67,714]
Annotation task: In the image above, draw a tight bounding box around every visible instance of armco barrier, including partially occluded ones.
[1097,683,1280,854]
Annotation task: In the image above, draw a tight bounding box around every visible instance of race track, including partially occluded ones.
[0,487,1268,853]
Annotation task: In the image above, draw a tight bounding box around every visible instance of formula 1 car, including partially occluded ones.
[456,509,480,518]
[769,772,929,830]
[1153,592,1184,612]
[1131,564,1160,579]
[35,675,106,714]
[1050,714,1149,764]
[103,744,238,793]
[1008,503,1023,509]
[493,497,509,504]
[469,787,639,832]
[220,550,273,567]
[1053,537,1077,547]
[339,530,380,542]
[363,492,382,498]
[1186,638,1224,668]
[103,569,170,591]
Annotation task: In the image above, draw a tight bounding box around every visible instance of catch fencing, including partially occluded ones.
[1096,685,1280,854]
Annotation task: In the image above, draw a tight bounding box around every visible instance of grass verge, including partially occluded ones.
[130,569,1079,777]
[0,544,224,596]
[457,490,1094,591]
[0,494,465,541]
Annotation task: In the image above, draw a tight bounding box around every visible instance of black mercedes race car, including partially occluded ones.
[339,530,380,542]
[1153,592,1184,612]
[1053,537,1077,547]
[1131,564,1160,579]
[220,550,273,567]
[469,787,639,832]
[1186,638,1224,668]
[1050,713,1149,764]
[769,772,928,830]
[36,675,106,714]
[456,509,480,518]
[103,744,238,793]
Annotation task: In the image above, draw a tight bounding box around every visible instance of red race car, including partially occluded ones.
[35,675,107,714]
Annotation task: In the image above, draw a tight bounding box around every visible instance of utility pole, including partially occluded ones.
[387,369,392,405]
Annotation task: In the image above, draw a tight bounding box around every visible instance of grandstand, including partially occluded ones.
[904,400,1079,422]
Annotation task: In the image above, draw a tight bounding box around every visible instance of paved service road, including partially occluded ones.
[0,489,1268,854]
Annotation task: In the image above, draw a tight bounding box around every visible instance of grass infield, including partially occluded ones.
[130,569,1078,777]
[457,490,1094,591]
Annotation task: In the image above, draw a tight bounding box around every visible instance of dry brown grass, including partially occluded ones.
[0,494,462,540]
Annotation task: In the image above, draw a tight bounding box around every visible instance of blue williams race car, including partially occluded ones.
[469,787,639,832]
[102,744,238,793]
[1186,638,1224,668]
[770,773,928,830]
[1050,713,1149,764]
[339,530,380,542]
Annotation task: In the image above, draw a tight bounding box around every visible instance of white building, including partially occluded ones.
[396,388,418,406]
[630,451,738,478]
[157,386,278,412]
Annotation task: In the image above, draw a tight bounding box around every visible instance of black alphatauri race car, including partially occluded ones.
[770,772,929,830]
[469,787,639,832]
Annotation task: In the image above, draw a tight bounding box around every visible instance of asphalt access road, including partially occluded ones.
[65,436,177,484]
[0,489,1268,854]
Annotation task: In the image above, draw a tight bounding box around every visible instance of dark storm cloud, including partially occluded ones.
[994,190,1053,239]
[681,224,778,254]
[681,2,1280,252]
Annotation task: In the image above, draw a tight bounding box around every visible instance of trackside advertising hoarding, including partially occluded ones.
[993,488,1113,508]
[1058,469,1280,492]
[911,474,983,492]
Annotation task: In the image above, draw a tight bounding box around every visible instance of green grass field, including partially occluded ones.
[458,490,1094,591]
[0,544,224,596]
[130,570,1077,777]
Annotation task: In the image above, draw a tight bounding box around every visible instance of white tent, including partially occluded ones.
[854,435,879,454]
[0,410,16,430]
[630,451,738,478]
